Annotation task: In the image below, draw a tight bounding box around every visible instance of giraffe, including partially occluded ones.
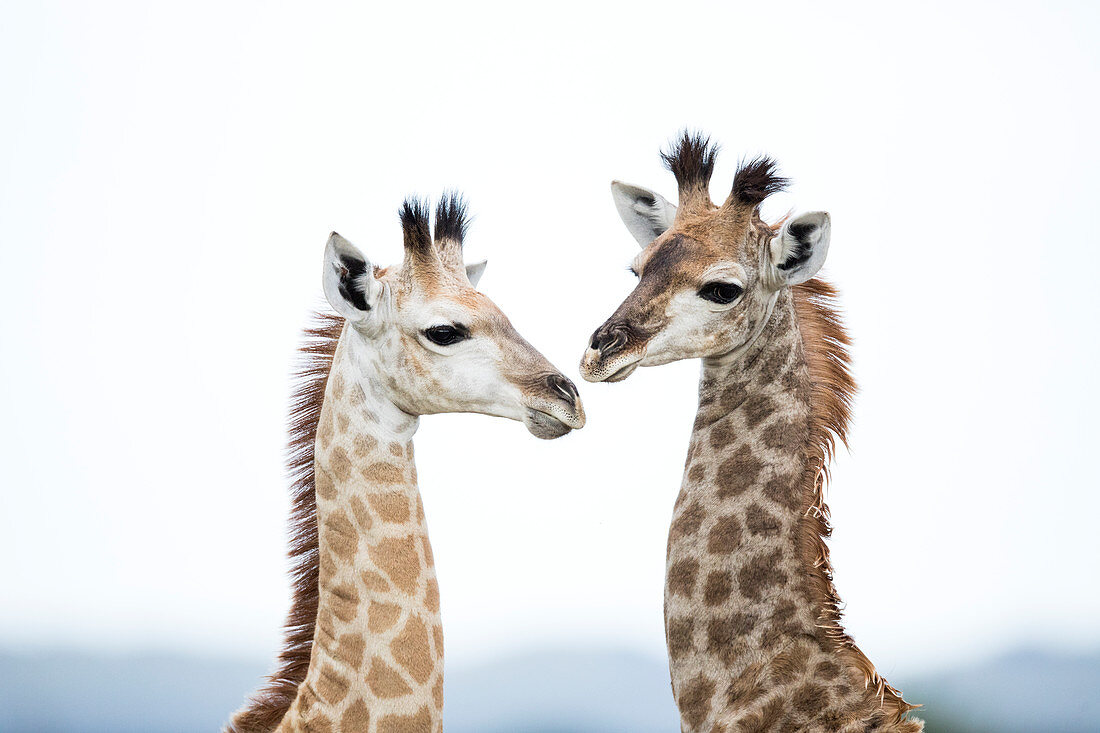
[227,194,585,733]
[579,133,923,732]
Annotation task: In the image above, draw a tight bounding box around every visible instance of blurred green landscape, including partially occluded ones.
[1,646,1096,732]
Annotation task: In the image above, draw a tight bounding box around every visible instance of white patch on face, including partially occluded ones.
[367,295,526,421]
[640,262,758,365]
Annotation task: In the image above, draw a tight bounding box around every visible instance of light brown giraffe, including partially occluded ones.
[227,194,585,733]
[580,133,923,732]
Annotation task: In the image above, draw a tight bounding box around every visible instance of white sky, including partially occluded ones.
[1,1,1098,678]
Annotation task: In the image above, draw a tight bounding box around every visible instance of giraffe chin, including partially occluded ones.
[523,408,574,440]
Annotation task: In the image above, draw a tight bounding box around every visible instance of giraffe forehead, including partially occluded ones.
[638,227,748,281]
[393,277,489,314]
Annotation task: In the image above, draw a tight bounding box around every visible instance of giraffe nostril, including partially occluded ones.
[591,325,628,358]
[547,374,579,403]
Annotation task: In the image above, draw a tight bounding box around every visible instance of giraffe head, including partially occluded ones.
[324,193,585,438]
[580,132,831,383]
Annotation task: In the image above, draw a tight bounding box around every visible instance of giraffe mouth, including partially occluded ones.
[579,350,643,384]
[523,408,574,439]
[604,361,640,383]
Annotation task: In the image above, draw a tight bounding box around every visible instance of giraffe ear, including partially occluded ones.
[323,232,382,322]
[765,211,831,289]
[465,259,487,288]
[611,181,677,247]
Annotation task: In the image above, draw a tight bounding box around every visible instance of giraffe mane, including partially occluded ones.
[791,277,921,726]
[227,310,344,733]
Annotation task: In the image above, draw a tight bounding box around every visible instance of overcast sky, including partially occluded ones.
[2,1,1098,680]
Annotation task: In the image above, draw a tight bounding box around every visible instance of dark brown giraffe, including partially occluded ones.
[580,133,922,732]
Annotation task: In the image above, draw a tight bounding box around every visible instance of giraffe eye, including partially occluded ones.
[423,325,469,346]
[698,282,744,304]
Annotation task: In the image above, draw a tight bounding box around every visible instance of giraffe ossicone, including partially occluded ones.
[227,193,584,733]
[581,132,924,732]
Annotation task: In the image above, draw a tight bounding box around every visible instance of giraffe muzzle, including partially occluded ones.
[580,322,648,383]
[521,373,586,439]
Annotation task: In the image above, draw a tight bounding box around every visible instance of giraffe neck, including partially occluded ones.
[665,290,902,732]
[278,327,443,733]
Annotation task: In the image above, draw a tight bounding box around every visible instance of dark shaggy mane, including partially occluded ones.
[399,197,433,256]
[433,190,470,244]
[225,311,344,733]
[661,130,719,199]
[791,279,922,730]
[731,155,789,207]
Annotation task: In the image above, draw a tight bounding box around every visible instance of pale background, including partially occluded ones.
[1,1,1098,731]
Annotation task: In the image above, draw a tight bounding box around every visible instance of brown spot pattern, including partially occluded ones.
[668,558,699,598]
[324,510,358,563]
[432,677,444,708]
[363,462,404,484]
[746,503,781,536]
[367,657,412,698]
[420,535,434,566]
[316,664,348,705]
[815,660,841,681]
[316,470,337,501]
[360,569,391,592]
[706,514,743,554]
[703,571,733,606]
[335,633,365,669]
[709,421,734,449]
[391,615,433,684]
[424,579,440,612]
[741,394,773,429]
[670,500,706,542]
[369,535,421,593]
[726,662,766,708]
[341,699,370,730]
[679,674,717,730]
[367,601,401,633]
[368,491,411,523]
[329,581,360,623]
[303,712,333,733]
[715,446,762,498]
[352,433,377,457]
[792,681,828,715]
[431,624,444,655]
[377,706,432,733]
[667,617,694,660]
[705,614,754,666]
[737,548,786,601]
[318,411,334,450]
[329,446,352,482]
[762,419,803,453]
[718,380,748,411]
[762,473,802,511]
[770,644,810,685]
[349,495,373,530]
[737,696,785,733]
